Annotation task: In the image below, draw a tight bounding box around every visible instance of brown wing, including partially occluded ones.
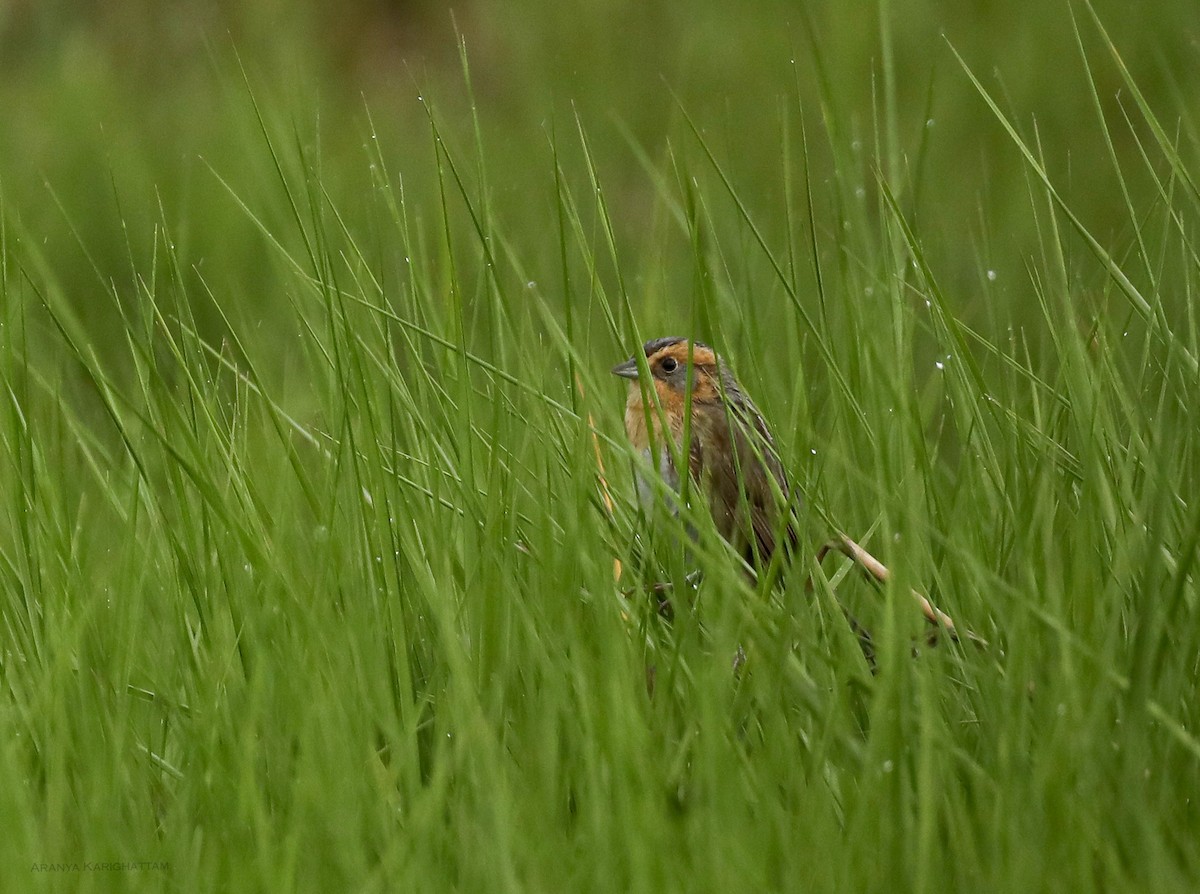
[728,396,795,566]
[690,392,796,570]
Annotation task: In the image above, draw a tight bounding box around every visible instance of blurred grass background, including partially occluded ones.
[2,1,1200,892]
[5,0,1199,357]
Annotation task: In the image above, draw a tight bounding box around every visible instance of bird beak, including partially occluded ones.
[611,357,640,380]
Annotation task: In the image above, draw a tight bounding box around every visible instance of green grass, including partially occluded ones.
[2,2,1199,891]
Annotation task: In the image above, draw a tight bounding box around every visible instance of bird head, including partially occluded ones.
[611,337,723,403]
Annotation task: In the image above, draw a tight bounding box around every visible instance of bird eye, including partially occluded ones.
[660,357,678,373]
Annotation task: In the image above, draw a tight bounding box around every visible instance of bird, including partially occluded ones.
[613,336,882,668]
[611,336,797,575]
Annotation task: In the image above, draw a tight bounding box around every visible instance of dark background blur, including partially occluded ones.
[2,0,1198,359]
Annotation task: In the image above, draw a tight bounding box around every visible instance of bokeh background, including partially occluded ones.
[3,0,1199,362]
[5,4,1200,891]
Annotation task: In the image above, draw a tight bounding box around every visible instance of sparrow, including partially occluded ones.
[611,336,797,573]
[613,336,890,668]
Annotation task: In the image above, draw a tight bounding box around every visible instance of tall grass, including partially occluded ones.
[2,4,1199,892]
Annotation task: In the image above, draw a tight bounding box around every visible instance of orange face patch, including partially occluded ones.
[620,338,726,451]
[645,341,720,402]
